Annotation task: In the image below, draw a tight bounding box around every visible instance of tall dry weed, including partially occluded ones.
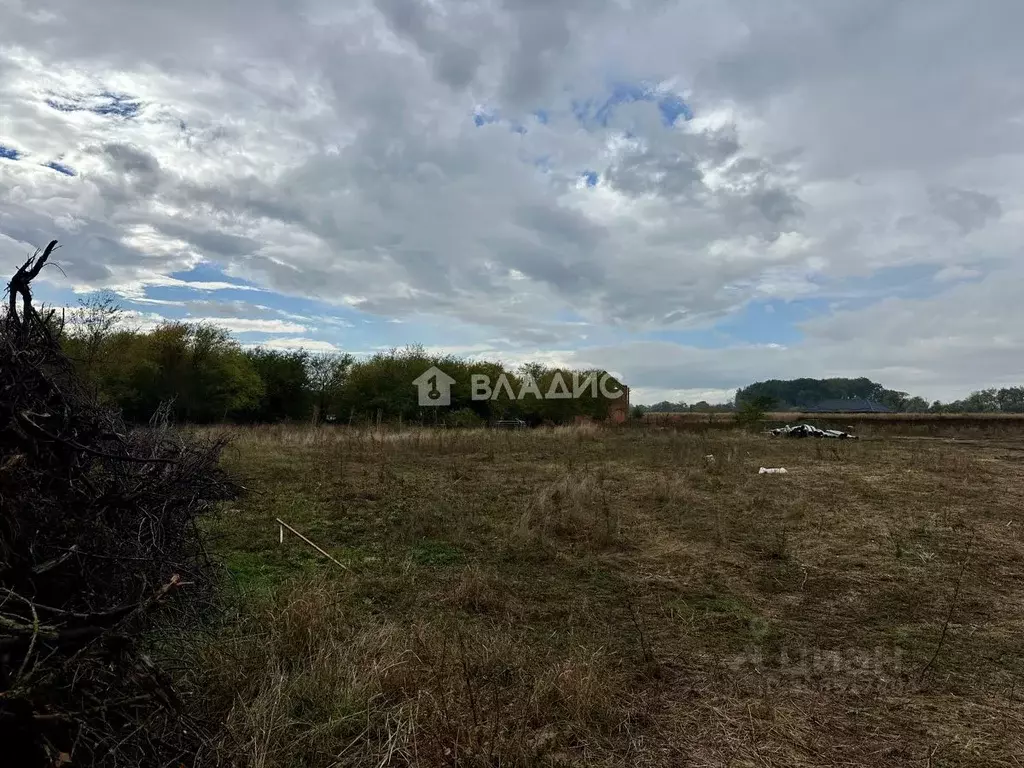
[189,575,638,767]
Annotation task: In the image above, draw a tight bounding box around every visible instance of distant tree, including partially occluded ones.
[515,366,624,424]
[878,389,910,411]
[962,388,1000,413]
[647,400,688,413]
[307,351,354,422]
[445,408,485,428]
[922,388,1024,413]
[336,345,447,424]
[735,394,775,429]
[738,377,913,411]
[63,291,126,398]
[903,396,929,413]
[240,348,311,422]
[122,322,262,423]
[997,386,1024,413]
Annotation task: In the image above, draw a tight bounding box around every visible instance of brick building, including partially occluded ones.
[607,385,630,423]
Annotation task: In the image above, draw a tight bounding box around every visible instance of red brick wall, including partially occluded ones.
[607,385,629,423]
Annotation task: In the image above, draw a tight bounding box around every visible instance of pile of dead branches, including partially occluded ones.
[1,241,239,766]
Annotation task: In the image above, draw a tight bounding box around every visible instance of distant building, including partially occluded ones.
[608,385,630,423]
[573,384,631,425]
[803,398,892,413]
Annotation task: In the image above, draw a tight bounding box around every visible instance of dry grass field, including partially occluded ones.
[644,412,1024,438]
[182,423,1024,767]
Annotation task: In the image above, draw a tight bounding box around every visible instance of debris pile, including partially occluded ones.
[768,423,858,439]
[1,241,238,766]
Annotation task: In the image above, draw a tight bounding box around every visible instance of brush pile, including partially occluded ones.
[1,241,239,766]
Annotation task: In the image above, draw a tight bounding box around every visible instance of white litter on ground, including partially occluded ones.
[768,423,857,439]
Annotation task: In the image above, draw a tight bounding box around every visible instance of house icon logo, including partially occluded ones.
[412,366,456,407]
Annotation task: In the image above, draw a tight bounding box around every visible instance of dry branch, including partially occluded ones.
[1,239,240,767]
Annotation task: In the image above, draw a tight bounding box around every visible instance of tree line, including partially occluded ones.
[733,377,1024,414]
[633,401,735,415]
[54,295,626,426]
[47,297,1023,422]
[633,377,1024,415]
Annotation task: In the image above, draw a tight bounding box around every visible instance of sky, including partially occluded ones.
[2,0,1023,405]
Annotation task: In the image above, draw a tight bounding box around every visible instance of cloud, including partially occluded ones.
[928,186,1002,234]
[567,266,1024,402]
[1,0,1022,401]
[933,265,982,284]
[186,317,307,334]
[247,337,341,353]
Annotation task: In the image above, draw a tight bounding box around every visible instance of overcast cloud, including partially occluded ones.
[2,0,1023,403]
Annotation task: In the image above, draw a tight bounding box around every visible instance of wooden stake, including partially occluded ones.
[275,518,348,570]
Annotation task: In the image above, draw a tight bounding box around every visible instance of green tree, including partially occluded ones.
[307,351,355,423]
[63,291,126,398]
[336,345,442,424]
[241,348,311,422]
[737,377,914,410]
[647,400,688,413]
[962,388,1000,413]
[735,394,775,429]
[903,396,929,413]
[997,387,1024,413]
[122,322,262,423]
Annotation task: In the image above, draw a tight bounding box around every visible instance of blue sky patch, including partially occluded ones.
[163,262,264,291]
[575,81,694,128]
[43,161,76,176]
[476,81,690,138]
[582,171,599,187]
[0,144,21,160]
[473,108,500,127]
[46,91,142,119]
[473,107,530,136]
[642,326,732,349]
[533,155,553,172]
[816,264,947,309]
[571,97,595,123]
[657,93,693,125]
[713,299,825,345]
